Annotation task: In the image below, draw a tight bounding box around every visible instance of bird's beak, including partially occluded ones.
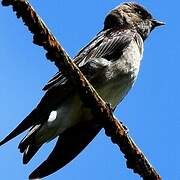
[151,19,165,28]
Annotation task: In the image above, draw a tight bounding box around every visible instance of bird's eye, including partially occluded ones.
[138,10,143,16]
[134,6,153,19]
[136,9,149,19]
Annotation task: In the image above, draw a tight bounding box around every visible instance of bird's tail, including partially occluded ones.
[29,120,102,179]
[18,124,42,164]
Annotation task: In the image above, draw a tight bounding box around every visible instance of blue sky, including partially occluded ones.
[0,0,179,180]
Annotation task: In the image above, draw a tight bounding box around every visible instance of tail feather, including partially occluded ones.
[0,109,37,146]
[23,143,42,164]
[18,124,42,164]
[18,124,41,153]
[29,120,102,179]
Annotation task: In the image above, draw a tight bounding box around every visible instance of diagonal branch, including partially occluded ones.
[2,0,161,179]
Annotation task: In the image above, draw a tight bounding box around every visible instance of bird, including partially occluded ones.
[0,2,164,179]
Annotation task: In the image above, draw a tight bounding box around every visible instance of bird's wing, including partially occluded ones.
[0,82,72,146]
[0,110,38,146]
[29,120,101,179]
[43,29,135,90]
[0,29,135,146]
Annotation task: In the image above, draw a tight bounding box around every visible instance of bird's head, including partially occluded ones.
[104,2,164,40]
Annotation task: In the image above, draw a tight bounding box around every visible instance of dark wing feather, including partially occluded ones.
[43,29,134,91]
[0,82,72,146]
[0,109,37,146]
[29,121,102,179]
[42,31,105,91]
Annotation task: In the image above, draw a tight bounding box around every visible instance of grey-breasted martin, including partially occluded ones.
[0,2,164,179]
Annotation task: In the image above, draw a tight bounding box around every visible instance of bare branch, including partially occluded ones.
[2,0,161,179]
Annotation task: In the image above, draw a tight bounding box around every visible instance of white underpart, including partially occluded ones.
[48,111,57,123]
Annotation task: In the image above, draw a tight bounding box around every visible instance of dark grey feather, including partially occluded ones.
[43,29,135,91]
